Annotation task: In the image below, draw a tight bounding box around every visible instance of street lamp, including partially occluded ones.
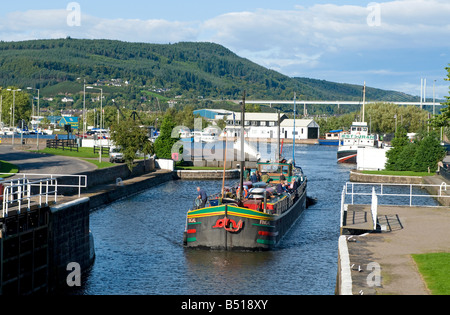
[86,86,103,130]
[7,88,21,146]
[86,86,103,163]
[27,87,41,150]
[26,87,40,118]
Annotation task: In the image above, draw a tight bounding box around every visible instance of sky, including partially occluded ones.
[0,0,449,100]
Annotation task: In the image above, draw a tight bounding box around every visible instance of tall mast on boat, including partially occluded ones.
[239,91,246,201]
[277,110,281,162]
[362,81,366,123]
[293,92,296,166]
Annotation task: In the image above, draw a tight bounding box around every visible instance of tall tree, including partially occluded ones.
[154,112,179,159]
[431,64,450,128]
[110,118,154,171]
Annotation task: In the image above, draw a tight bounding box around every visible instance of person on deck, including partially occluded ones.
[288,178,299,194]
[250,172,258,183]
[197,187,208,209]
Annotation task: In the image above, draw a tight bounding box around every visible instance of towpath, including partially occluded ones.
[0,145,96,176]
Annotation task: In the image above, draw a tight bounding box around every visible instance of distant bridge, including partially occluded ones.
[237,100,441,107]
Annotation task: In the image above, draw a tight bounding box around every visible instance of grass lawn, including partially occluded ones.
[0,161,19,178]
[33,147,109,159]
[30,147,115,169]
[362,170,434,177]
[412,253,450,295]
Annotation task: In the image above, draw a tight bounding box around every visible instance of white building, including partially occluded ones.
[280,119,320,140]
[357,147,392,171]
[223,112,288,139]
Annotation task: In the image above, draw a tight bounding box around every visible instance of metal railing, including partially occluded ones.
[0,173,88,218]
[0,173,87,198]
[344,182,450,207]
[1,177,58,218]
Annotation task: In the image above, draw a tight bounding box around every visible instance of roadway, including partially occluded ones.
[0,145,97,176]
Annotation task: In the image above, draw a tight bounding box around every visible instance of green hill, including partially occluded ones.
[0,38,418,108]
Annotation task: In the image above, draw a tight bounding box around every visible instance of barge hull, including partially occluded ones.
[185,185,307,251]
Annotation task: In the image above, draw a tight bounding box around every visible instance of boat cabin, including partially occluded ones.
[257,161,294,182]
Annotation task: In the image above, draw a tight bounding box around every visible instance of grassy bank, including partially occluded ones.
[0,161,19,178]
[30,147,115,169]
[361,170,434,177]
[412,253,450,295]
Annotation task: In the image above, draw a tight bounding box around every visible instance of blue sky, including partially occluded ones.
[0,0,449,99]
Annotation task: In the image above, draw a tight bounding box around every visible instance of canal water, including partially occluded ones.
[76,144,437,295]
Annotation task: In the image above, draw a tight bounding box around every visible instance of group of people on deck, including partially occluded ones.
[196,167,300,209]
[276,175,299,194]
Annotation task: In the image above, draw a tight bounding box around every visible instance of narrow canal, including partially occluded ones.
[75,144,352,295]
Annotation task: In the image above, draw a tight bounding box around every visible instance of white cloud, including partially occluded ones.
[0,1,448,95]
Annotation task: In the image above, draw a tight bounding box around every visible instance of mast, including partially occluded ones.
[239,91,246,201]
[362,81,366,123]
[293,92,296,166]
[277,110,281,162]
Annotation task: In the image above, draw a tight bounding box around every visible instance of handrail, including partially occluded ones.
[0,173,87,197]
[2,178,58,218]
[344,182,450,207]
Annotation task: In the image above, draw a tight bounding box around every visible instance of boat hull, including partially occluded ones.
[184,183,307,251]
[337,149,357,164]
[318,139,340,146]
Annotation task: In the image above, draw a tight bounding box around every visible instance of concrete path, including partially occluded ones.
[0,145,97,176]
[347,205,450,295]
[345,175,450,295]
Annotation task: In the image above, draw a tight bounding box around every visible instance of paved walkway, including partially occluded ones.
[0,145,96,176]
[345,175,450,295]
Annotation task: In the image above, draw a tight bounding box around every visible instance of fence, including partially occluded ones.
[1,177,57,218]
[46,139,79,152]
[93,145,110,155]
[0,173,87,197]
[343,182,450,207]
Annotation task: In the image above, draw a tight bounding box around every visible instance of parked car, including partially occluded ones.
[109,147,125,163]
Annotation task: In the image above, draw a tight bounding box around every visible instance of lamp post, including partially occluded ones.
[86,86,103,129]
[7,88,21,146]
[86,86,103,163]
[27,87,41,150]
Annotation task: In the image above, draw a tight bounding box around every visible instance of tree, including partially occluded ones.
[110,118,154,171]
[154,112,179,159]
[385,127,410,171]
[431,64,450,129]
[385,129,445,173]
[411,133,446,173]
[0,87,32,126]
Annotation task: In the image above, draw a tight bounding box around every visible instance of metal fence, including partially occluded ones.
[0,173,88,218]
[344,182,450,207]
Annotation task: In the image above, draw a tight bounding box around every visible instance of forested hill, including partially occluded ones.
[0,38,416,102]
